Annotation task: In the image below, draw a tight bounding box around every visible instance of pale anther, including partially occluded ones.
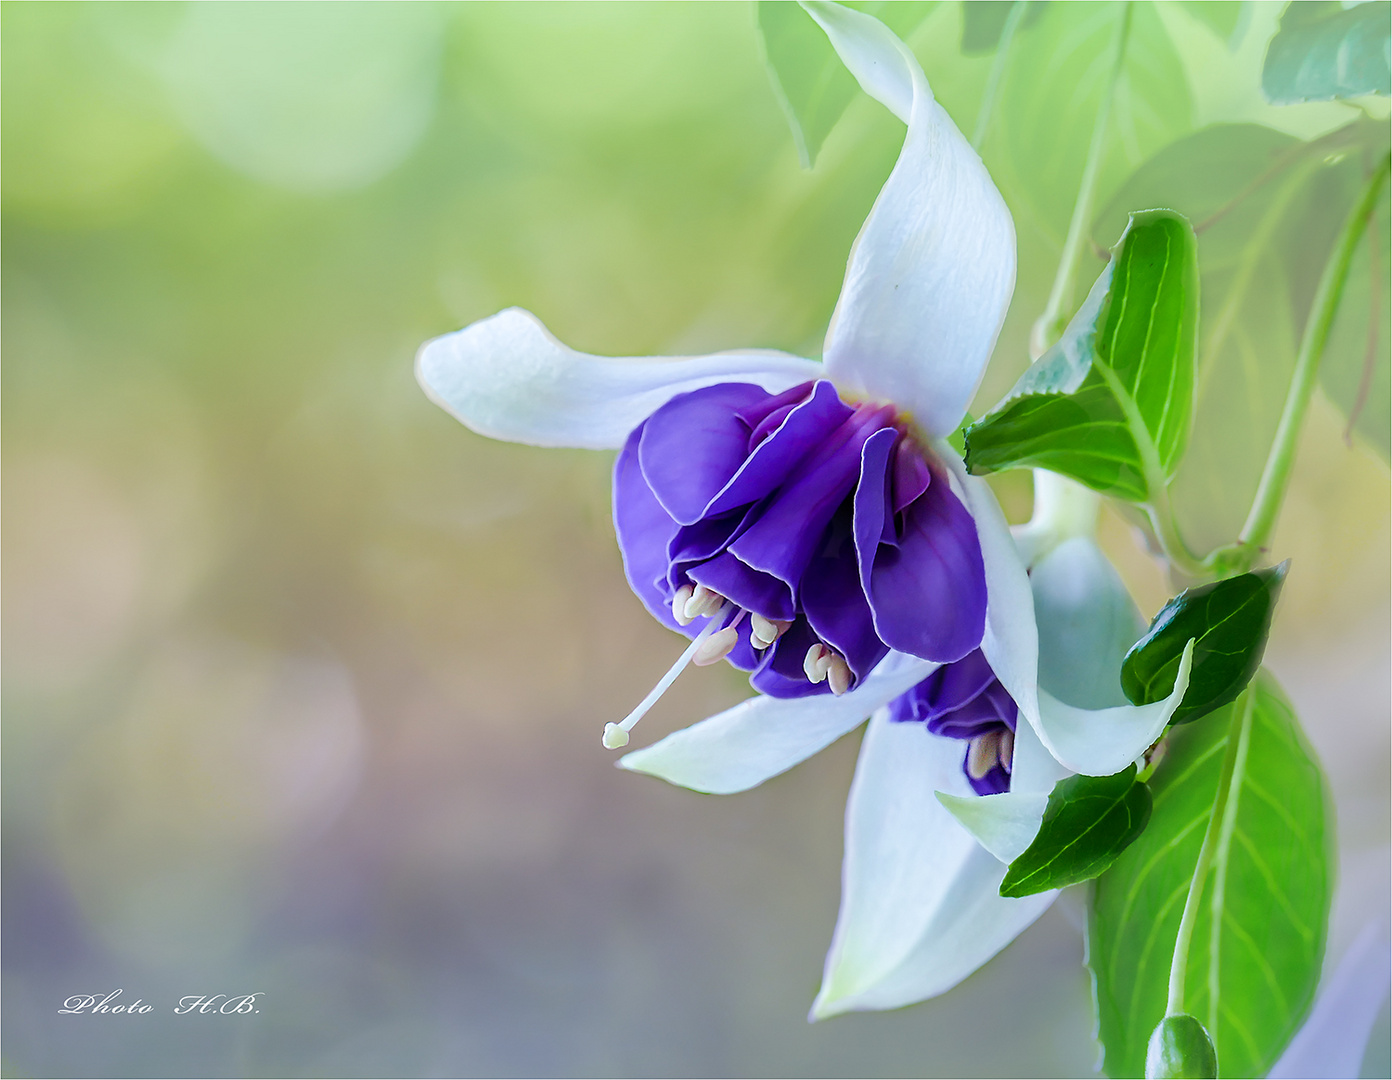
[672,584,695,626]
[684,584,723,621]
[804,643,831,683]
[999,727,1015,774]
[750,613,792,649]
[693,625,740,666]
[966,731,1003,781]
[825,654,852,696]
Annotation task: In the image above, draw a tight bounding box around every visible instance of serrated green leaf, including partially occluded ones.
[1090,672,1332,1079]
[999,765,1151,898]
[1093,120,1389,549]
[1122,562,1286,726]
[1262,0,1391,104]
[964,210,1199,502]
[757,0,935,169]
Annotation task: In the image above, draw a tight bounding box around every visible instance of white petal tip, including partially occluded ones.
[602,723,630,750]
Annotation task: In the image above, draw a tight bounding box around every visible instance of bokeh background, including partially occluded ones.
[3,3,1388,1077]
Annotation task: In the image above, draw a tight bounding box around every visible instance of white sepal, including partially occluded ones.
[618,652,934,794]
[416,307,822,450]
[801,1,1016,439]
[812,709,1054,1018]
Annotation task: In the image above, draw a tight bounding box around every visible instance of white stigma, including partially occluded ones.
[750,613,793,649]
[601,604,742,750]
[672,584,695,626]
[602,723,630,749]
[684,584,724,621]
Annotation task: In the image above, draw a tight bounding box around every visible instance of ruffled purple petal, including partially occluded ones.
[867,461,986,663]
[704,380,852,520]
[750,619,828,699]
[800,510,889,685]
[688,551,796,622]
[730,403,893,592]
[613,423,681,629]
[639,383,772,525]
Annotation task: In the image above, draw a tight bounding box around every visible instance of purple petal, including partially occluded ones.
[853,426,897,589]
[704,379,853,520]
[927,693,1014,740]
[730,403,894,591]
[966,754,1012,796]
[891,437,931,514]
[688,551,796,622]
[923,649,997,717]
[737,380,816,442]
[750,619,828,698]
[867,462,986,663]
[667,509,753,591]
[801,540,890,685]
[638,383,771,525]
[613,423,681,630]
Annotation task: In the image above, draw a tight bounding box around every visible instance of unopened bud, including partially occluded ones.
[1145,1014,1217,1079]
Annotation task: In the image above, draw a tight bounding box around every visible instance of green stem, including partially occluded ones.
[1030,1,1133,358]
[1165,687,1254,1017]
[1224,152,1391,568]
[971,0,1027,150]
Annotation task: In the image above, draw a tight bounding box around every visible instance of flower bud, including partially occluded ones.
[1145,1014,1217,1079]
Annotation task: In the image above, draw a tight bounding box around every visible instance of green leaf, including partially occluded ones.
[1093,120,1390,549]
[1090,672,1333,1079]
[1177,1,1245,49]
[959,0,1043,55]
[1122,562,1287,726]
[756,1,935,169]
[1262,0,1392,104]
[964,210,1199,502]
[983,1,1193,248]
[998,765,1151,898]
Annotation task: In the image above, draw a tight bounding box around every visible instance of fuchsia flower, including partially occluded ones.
[418,2,1192,1018]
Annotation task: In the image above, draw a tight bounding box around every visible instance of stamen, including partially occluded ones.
[684,584,724,621]
[999,727,1015,774]
[825,654,852,697]
[750,613,792,649]
[602,605,742,750]
[672,584,695,627]
[966,731,1003,781]
[804,643,831,683]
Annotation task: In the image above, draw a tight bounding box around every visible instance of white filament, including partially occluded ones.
[602,605,741,750]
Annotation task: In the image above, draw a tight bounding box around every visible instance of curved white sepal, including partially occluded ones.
[936,791,1048,865]
[1031,535,1146,710]
[618,652,934,795]
[801,2,1016,440]
[1008,705,1072,796]
[812,709,1054,1019]
[947,453,1195,777]
[416,307,823,450]
[1034,640,1193,777]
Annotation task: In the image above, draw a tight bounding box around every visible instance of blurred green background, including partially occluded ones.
[2,3,1387,1076]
